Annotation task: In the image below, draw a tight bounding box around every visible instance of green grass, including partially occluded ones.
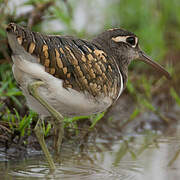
[106,0,180,58]
[0,64,22,107]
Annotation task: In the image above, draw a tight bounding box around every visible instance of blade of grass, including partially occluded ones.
[89,112,105,129]
[170,88,180,106]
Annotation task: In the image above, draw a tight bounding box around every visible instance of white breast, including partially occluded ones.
[12,55,113,117]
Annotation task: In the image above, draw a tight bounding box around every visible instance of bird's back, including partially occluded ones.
[7,23,123,100]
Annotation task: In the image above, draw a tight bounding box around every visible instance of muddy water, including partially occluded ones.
[1,124,180,180]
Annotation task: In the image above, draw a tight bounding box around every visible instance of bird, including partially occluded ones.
[6,23,170,170]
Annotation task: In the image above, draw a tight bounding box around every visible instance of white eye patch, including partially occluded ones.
[112,36,138,48]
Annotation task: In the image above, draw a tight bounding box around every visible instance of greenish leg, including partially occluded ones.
[34,118,56,170]
[28,81,64,169]
[53,116,64,156]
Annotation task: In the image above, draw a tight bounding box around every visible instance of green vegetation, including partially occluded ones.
[0,0,179,156]
[106,0,180,60]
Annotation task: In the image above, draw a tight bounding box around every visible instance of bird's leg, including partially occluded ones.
[53,116,64,156]
[28,81,64,167]
[34,118,56,170]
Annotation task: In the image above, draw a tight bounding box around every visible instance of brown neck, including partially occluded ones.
[92,37,129,88]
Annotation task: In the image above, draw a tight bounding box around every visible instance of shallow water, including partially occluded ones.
[0,93,179,180]
[1,124,180,180]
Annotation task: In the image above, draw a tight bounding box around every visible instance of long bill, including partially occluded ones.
[138,51,171,80]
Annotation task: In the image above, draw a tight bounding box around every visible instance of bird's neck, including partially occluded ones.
[116,59,128,89]
[92,38,128,88]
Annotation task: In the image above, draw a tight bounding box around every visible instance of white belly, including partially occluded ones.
[12,55,113,117]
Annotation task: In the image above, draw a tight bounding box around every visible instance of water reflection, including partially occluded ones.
[1,127,180,180]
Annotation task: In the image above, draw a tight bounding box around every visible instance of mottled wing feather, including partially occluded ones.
[7,23,121,100]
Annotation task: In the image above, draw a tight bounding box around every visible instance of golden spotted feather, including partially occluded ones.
[7,23,121,100]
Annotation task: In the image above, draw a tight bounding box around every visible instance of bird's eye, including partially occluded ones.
[126,36,136,46]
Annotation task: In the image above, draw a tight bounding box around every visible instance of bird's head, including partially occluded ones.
[93,28,171,80]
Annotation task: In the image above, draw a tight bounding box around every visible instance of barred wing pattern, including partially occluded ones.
[7,23,122,101]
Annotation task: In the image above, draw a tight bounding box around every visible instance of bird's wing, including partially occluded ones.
[6,23,122,99]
